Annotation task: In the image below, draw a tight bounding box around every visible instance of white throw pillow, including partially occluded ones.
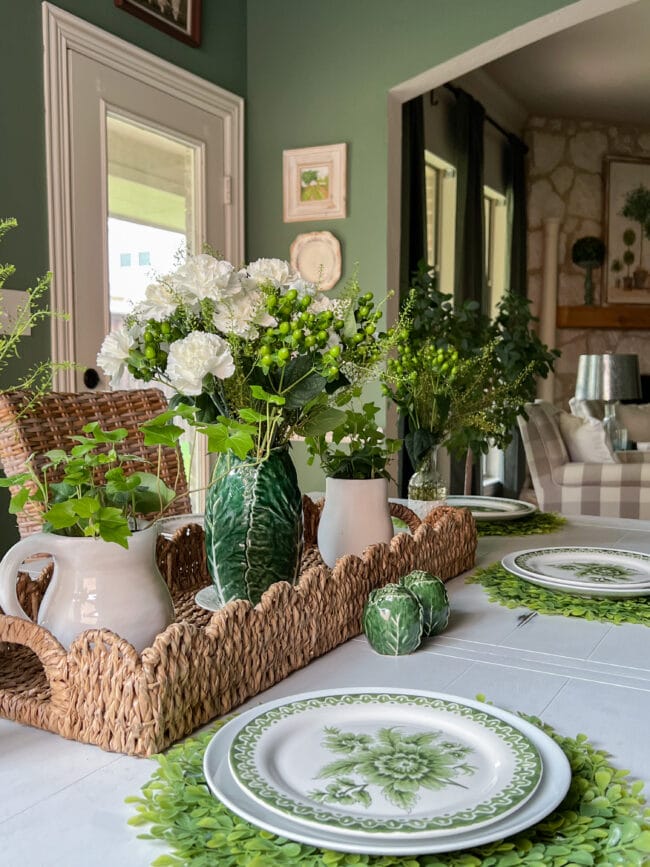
[616,403,650,444]
[568,397,605,420]
[557,412,618,463]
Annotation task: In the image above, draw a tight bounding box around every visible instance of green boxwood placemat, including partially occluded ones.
[469,563,650,627]
[476,512,567,537]
[127,708,650,867]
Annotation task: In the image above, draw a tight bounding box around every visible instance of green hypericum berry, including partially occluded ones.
[277,347,290,361]
[278,321,290,335]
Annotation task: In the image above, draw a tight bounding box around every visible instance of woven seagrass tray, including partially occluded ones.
[0,499,476,757]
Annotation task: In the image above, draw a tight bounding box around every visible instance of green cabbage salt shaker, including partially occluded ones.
[400,570,450,637]
[362,583,423,655]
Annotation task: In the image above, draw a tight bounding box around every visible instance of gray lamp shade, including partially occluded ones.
[575,354,642,402]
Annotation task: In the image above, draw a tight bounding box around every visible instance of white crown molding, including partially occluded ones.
[42,2,244,390]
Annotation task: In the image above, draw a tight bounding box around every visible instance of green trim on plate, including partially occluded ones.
[228,693,541,835]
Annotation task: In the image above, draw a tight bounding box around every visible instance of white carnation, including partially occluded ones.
[97,326,133,381]
[166,331,235,395]
[309,293,337,314]
[246,258,295,288]
[169,255,240,303]
[133,281,180,321]
[212,288,276,339]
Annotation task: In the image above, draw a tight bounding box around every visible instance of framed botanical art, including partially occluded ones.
[114,0,202,47]
[283,143,347,222]
[604,155,650,305]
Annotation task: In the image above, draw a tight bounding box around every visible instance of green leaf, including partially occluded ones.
[299,406,347,436]
[238,408,266,423]
[8,487,30,514]
[249,383,285,406]
[44,500,81,529]
[94,507,131,547]
[141,421,185,448]
[633,830,650,852]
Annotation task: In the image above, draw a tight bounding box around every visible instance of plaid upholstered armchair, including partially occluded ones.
[518,401,650,519]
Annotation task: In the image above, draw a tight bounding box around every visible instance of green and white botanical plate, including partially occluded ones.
[444,496,537,521]
[502,547,650,597]
[227,692,542,837]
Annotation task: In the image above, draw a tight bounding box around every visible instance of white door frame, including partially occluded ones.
[42,2,244,392]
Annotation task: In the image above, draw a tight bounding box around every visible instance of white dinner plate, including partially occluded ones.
[194,585,223,611]
[228,691,542,837]
[502,560,650,598]
[444,496,536,522]
[203,688,571,857]
[502,547,650,597]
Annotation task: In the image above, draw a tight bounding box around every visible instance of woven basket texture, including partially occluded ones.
[0,500,476,756]
[0,389,192,538]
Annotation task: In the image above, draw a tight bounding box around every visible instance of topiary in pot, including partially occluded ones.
[572,236,605,306]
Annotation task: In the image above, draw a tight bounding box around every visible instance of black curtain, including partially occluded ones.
[450,89,485,494]
[507,133,528,297]
[398,95,426,496]
[503,132,529,499]
[453,90,486,308]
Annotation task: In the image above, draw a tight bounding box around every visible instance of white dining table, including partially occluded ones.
[2,513,650,866]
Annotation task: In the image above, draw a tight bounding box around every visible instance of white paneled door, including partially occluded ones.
[42,4,243,507]
[44,3,243,393]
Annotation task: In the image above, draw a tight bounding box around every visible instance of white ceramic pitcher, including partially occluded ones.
[0,526,174,652]
[317,477,394,569]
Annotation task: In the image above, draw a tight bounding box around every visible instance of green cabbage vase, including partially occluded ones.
[204,447,303,606]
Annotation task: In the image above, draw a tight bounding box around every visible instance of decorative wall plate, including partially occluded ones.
[445,496,536,521]
[203,688,571,857]
[228,692,542,837]
[290,231,341,290]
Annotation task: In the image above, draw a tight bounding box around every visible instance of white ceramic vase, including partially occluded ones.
[0,526,174,652]
[318,477,394,569]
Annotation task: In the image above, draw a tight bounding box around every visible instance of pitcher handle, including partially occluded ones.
[0,533,62,620]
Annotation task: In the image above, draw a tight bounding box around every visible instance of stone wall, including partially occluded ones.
[525,116,650,407]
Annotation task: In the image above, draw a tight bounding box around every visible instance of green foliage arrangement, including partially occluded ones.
[305,400,400,480]
[126,710,650,867]
[469,562,650,627]
[0,422,177,547]
[382,266,558,474]
[0,217,67,400]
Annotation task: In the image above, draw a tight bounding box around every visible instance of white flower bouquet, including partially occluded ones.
[98,254,388,459]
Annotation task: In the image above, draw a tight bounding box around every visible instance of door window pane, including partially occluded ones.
[106,114,196,331]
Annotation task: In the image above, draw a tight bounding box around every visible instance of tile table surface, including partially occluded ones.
[2,514,649,866]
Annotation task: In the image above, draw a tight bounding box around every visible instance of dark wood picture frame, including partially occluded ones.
[114,0,202,47]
